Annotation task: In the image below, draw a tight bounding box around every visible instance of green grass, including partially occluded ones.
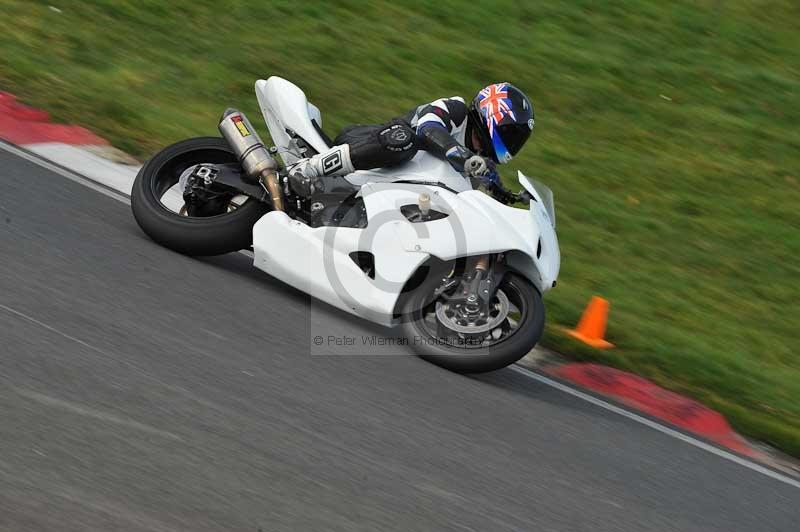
[1,0,798,454]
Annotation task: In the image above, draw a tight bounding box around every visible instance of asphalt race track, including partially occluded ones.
[1,146,798,531]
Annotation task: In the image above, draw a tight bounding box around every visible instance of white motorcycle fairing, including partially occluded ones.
[255,77,328,167]
[251,76,559,326]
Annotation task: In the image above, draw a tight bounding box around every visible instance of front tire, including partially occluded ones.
[401,273,545,373]
[131,136,269,256]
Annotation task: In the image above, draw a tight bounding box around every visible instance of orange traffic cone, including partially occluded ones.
[566,296,614,349]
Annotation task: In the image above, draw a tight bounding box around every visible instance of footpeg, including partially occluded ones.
[288,167,325,198]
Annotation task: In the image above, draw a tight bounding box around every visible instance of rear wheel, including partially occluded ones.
[131,136,269,256]
[401,273,545,373]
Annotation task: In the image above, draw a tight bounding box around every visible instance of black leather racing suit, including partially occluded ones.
[329,96,511,201]
[333,96,477,175]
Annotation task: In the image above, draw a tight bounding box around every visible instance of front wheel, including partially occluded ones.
[401,273,545,373]
[131,136,269,256]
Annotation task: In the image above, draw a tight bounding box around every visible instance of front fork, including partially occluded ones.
[464,255,491,312]
[434,254,506,307]
[469,254,507,306]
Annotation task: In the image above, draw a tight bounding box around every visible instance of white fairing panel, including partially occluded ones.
[255,76,329,166]
[307,102,322,128]
[252,211,429,326]
[252,174,559,326]
[343,150,473,193]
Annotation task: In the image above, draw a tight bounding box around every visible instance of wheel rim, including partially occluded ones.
[149,146,249,219]
[416,278,529,350]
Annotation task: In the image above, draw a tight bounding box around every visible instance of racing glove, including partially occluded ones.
[441,143,513,202]
[463,154,496,178]
[444,144,497,178]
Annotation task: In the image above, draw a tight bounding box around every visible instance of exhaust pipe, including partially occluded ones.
[218,108,284,211]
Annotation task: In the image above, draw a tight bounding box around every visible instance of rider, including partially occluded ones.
[288,82,535,203]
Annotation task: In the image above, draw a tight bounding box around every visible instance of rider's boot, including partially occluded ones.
[288,144,355,198]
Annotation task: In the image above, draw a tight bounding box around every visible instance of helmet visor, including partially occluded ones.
[491,130,513,163]
[498,123,532,159]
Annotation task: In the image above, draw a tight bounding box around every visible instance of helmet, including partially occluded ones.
[468,83,534,163]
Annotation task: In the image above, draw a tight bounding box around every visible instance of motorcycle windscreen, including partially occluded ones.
[518,171,556,228]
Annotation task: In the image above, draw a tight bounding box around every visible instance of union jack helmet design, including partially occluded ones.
[469,82,534,163]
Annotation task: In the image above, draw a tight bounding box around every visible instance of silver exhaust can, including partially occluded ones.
[218,108,277,177]
[218,108,283,210]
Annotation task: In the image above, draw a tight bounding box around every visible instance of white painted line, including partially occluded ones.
[24,142,140,195]
[1,140,257,259]
[510,365,800,490]
[0,301,113,356]
[15,388,183,441]
[0,141,130,205]
[4,139,799,490]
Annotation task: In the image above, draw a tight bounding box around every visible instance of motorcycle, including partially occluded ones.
[131,76,560,373]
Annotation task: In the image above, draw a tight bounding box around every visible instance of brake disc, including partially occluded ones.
[435,290,510,335]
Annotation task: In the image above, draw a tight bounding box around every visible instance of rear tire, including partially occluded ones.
[401,273,545,373]
[131,136,268,256]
